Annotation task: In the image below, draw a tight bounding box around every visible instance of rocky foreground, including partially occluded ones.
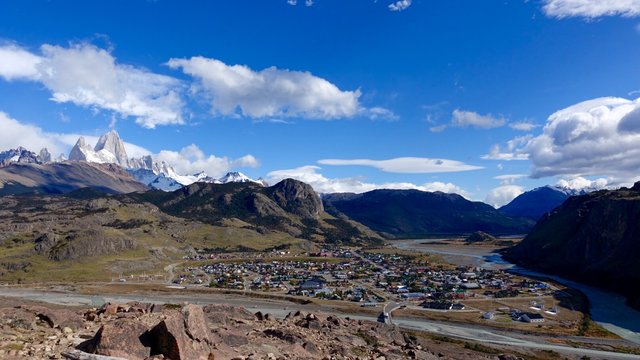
[0,299,528,360]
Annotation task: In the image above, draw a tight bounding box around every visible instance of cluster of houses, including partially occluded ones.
[359,251,554,303]
[174,247,556,317]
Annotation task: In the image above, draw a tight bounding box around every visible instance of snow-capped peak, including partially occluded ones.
[94,130,129,168]
[218,171,262,185]
[62,131,264,191]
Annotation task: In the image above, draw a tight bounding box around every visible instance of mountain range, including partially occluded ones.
[0,130,265,193]
[323,189,535,237]
[0,177,382,282]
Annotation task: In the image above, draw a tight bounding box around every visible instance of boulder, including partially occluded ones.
[151,307,214,360]
[93,319,151,360]
[27,306,83,331]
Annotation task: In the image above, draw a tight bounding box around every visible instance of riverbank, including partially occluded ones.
[391,238,640,345]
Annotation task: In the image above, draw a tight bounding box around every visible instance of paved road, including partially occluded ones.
[382,302,402,324]
[2,288,639,359]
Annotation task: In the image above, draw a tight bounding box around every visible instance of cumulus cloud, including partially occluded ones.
[452,110,506,129]
[525,96,640,184]
[0,45,41,81]
[266,165,470,197]
[481,135,532,161]
[542,0,640,19]
[509,121,538,131]
[431,109,506,132]
[485,185,524,208]
[154,144,258,178]
[0,43,184,128]
[167,56,392,120]
[494,174,527,185]
[388,0,412,11]
[318,157,482,173]
[488,96,640,186]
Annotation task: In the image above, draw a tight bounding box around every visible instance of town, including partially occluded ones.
[166,246,571,327]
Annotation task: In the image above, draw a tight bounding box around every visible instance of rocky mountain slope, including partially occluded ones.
[504,182,640,310]
[0,162,148,195]
[0,189,313,282]
[0,179,382,282]
[129,178,383,246]
[323,189,534,238]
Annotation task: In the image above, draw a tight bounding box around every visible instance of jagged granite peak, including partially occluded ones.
[267,178,324,219]
[39,148,52,163]
[94,130,129,167]
[68,136,93,162]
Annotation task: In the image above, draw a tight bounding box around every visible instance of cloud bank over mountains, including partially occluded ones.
[266,165,469,197]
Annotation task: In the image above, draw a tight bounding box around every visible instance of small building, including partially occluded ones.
[520,313,545,323]
[400,292,425,301]
[422,301,453,310]
[298,279,325,291]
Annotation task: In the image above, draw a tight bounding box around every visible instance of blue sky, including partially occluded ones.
[1,0,640,206]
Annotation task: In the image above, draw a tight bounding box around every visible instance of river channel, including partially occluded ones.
[392,239,640,345]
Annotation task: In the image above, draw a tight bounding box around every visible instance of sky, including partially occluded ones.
[1,0,640,206]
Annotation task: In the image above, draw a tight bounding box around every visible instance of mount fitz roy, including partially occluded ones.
[3,130,264,192]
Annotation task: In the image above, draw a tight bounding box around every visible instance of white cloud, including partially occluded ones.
[0,112,150,159]
[452,109,506,129]
[489,96,640,186]
[0,45,41,81]
[524,97,640,184]
[0,112,68,157]
[431,109,506,132]
[509,121,538,131]
[154,144,258,178]
[555,176,609,191]
[542,0,640,19]
[167,56,391,120]
[494,174,527,185]
[388,0,412,11]
[0,43,184,128]
[266,165,470,197]
[318,157,482,173]
[485,185,524,208]
[481,135,532,161]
